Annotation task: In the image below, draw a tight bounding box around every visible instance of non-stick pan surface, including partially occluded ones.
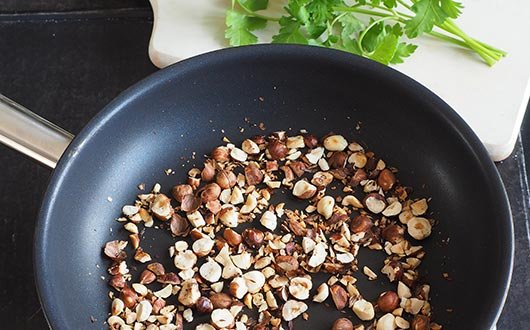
[34,45,513,329]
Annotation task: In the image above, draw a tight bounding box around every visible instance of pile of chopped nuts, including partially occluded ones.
[103,132,442,330]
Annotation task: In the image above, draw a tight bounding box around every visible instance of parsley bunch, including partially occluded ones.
[225,0,506,66]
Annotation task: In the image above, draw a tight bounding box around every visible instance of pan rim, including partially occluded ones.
[33,44,514,329]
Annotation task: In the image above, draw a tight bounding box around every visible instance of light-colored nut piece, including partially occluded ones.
[342,195,363,209]
[302,237,316,253]
[305,147,324,164]
[222,264,243,279]
[323,135,347,151]
[107,316,126,328]
[124,222,139,234]
[286,135,305,149]
[318,158,330,171]
[132,283,148,296]
[240,195,258,214]
[313,283,329,303]
[282,300,308,321]
[183,308,193,322]
[266,290,279,310]
[308,242,327,267]
[363,266,378,280]
[111,298,124,316]
[311,171,334,187]
[399,210,414,224]
[153,284,172,299]
[211,308,235,329]
[243,271,266,293]
[196,324,216,330]
[178,279,201,307]
[187,211,206,228]
[242,139,260,154]
[394,316,409,329]
[134,248,152,263]
[317,196,335,219]
[406,217,432,240]
[211,282,224,293]
[336,252,354,264]
[230,186,244,205]
[219,188,232,204]
[229,277,249,299]
[174,250,197,270]
[292,180,317,199]
[376,313,396,330]
[260,211,277,231]
[352,299,375,321]
[402,298,425,315]
[231,252,252,270]
[288,277,312,300]
[218,206,239,228]
[364,193,386,214]
[397,281,412,298]
[269,275,289,289]
[230,147,248,162]
[174,241,189,252]
[383,201,402,217]
[151,194,173,220]
[122,205,139,217]
[136,300,153,322]
[200,258,222,283]
[410,199,428,216]
[348,152,367,168]
[192,237,215,257]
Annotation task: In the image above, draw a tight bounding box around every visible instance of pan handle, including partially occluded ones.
[0,94,74,169]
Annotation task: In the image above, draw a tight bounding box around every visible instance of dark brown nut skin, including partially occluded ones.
[303,134,319,148]
[289,161,308,177]
[109,274,126,289]
[209,292,233,309]
[328,152,347,169]
[251,135,267,145]
[201,161,216,182]
[267,140,288,160]
[365,153,378,171]
[378,168,396,191]
[195,296,214,314]
[349,169,367,187]
[245,162,264,186]
[223,228,242,247]
[382,224,405,244]
[242,228,264,248]
[216,170,237,189]
[201,183,222,203]
[377,291,400,313]
[175,312,184,330]
[332,318,354,330]
[157,272,180,285]
[139,270,156,285]
[120,287,138,308]
[170,213,190,237]
[330,284,349,310]
[172,184,193,202]
[181,194,201,213]
[411,315,430,330]
[350,214,373,233]
[211,146,230,162]
[275,255,299,273]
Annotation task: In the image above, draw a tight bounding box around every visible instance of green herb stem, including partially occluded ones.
[236,0,280,21]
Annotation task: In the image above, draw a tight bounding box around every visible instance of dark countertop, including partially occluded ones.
[0,3,529,329]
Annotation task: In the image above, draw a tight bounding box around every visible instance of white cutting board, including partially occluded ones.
[148,0,530,161]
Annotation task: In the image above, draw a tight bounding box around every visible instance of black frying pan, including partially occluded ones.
[0,45,513,329]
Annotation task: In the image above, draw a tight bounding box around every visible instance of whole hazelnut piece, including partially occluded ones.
[267,140,288,160]
[378,168,396,191]
[172,184,193,202]
[242,228,264,248]
[411,315,430,330]
[303,134,319,148]
[211,146,230,162]
[216,170,237,189]
[350,214,372,233]
[195,296,214,314]
[332,318,353,330]
[201,183,221,203]
[377,291,400,313]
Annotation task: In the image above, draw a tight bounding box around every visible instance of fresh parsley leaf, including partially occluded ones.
[383,0,397,8]
[225,10,267,46]
[369,32,399,64]
[361,21,386,53]
[390,42,418,64]
[272,17,308,44]
[440,0,463,19]
[338,13,364,37]
[285,0,310,23]
[239,0,269,11]
[405,0,448,38]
